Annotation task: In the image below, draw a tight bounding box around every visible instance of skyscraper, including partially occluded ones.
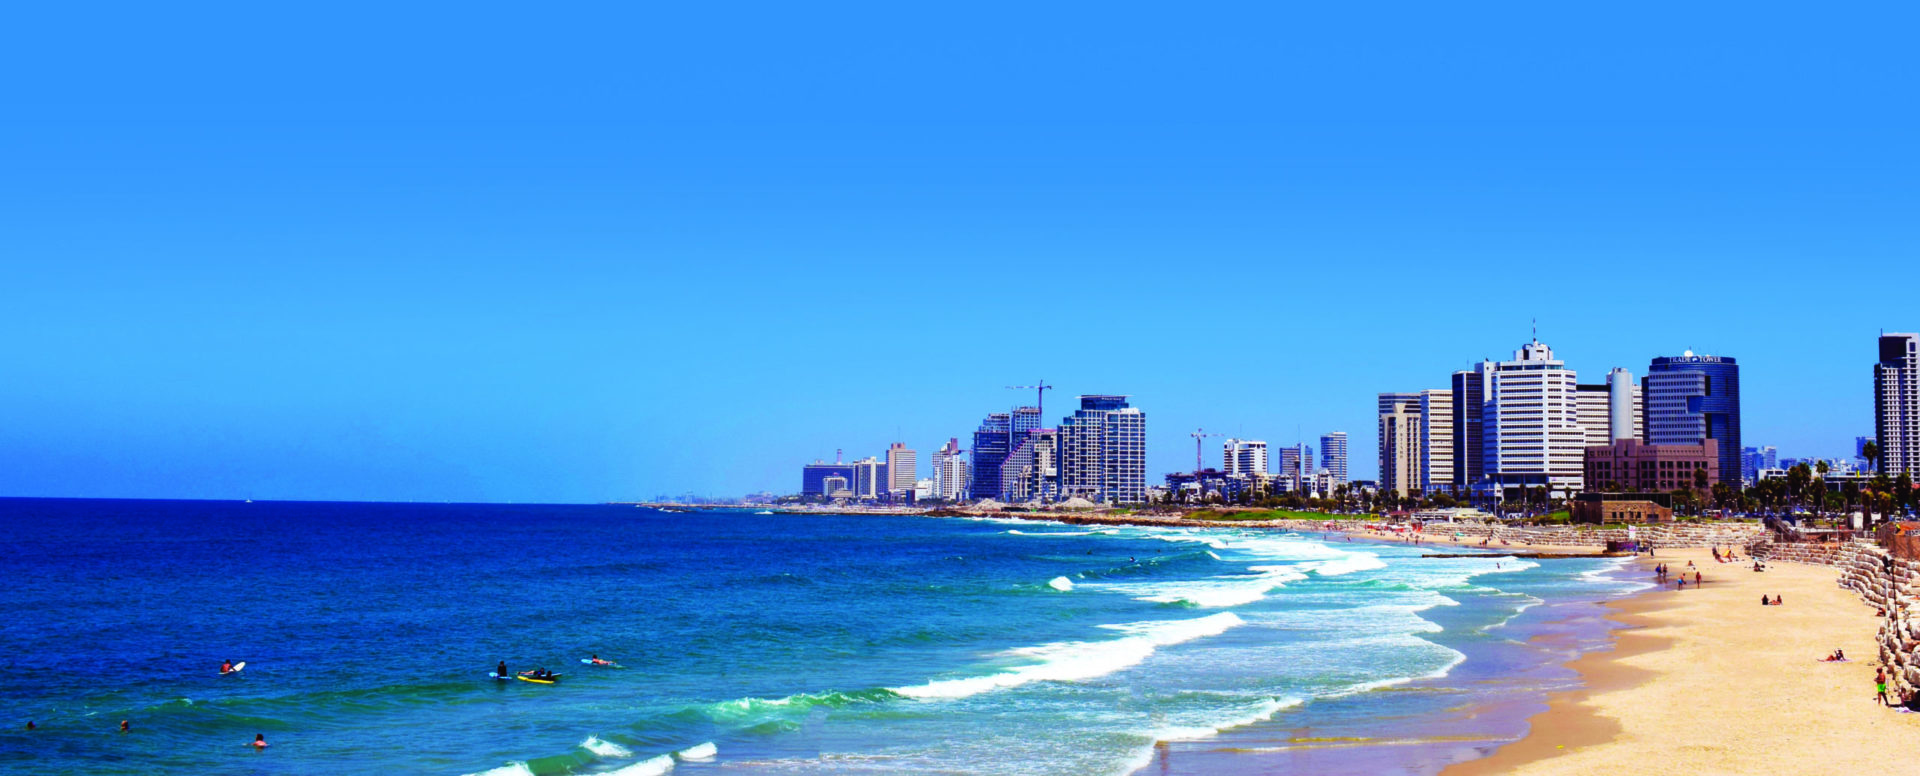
[1450,366,1488,493]
[1318,432,1348,484]
[1418,389,1455,495]
[1012,406,1043,438]
[932,438,968,501]
[969,413,1012,500]
[851,457,888,500]
[1483,340,1585,499]
[1276,445,1302,485]
[1740,447,1762,486]
[886,442,917,494]
[1378,392,1423,499]
[1575,383,1613,448]
[1876,333,1920,476]
[1645,351,1743,487]
[1222,439,1268,478]
[1058,395,1147,504]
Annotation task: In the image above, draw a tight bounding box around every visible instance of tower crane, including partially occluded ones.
[1190,429,1223,475]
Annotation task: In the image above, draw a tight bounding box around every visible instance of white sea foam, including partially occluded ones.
[1120,564,1310,607]
[1306,552,1386,576]
[675,742,718,760]
[1151,696,1304,741]
[580,736,632,757]
[891,612,1246,700]
[605,754,675,776]
[1320,649,1468,699]
[1048,576,1075,591]
[1148,533,1230,550]
[1008,529,1099,536]
[461,763,535,776]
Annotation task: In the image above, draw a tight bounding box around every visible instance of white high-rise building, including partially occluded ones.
[1877,333,1920,476]
[1482,339,1585,499]
[1058,395,1148,504]
[886,443,918,494]
[1420,389,1455,495]
[1378,393,1423,499]
[1319,432,1348,484]
[1575,384,1613,448]
[1222,439,1268,478]
[851,457,888,499]
[932,438,968,501]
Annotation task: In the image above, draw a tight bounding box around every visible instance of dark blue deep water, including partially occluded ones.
[0,500,1644,775]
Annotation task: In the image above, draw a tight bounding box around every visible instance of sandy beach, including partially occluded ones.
[1445,546,1920,776]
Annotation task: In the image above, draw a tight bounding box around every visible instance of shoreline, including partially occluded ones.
[1441,546,1920,776]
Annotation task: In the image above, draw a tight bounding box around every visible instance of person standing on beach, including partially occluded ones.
[1876,669,1891,706]
[1695,571,1702,586]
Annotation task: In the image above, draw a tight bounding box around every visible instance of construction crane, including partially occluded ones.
[1006,380,1054,428]
[1190,429,1223,474]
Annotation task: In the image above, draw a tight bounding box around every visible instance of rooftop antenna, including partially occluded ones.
[836,448,842,464]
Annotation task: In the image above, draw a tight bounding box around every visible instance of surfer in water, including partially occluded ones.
[589,654,613,666]
[252,734,268,748]
[497,660,508,677]
[220,660,235,675]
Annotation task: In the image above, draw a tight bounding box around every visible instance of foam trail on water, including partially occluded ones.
[605,754,675,775]
[1121,565,1309,607]
[675,742,718,760]
[461,764,535,776]
[891,612,1245,700]
[1009,529,1099,536]
[581,736,632,757]
[1048,576,1075,591]
[1151,696,1304,742]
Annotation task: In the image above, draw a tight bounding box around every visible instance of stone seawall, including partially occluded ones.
[1751,538,1920,700]
[1331,520,1764,549]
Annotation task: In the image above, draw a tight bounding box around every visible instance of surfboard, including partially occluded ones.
[223,662,246,675]
[580,659,620,667]
[488,671,512,681]
[516,675,558,684]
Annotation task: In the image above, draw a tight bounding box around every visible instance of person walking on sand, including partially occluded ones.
[1877,669,1891,706]
[1695,571,1701,586]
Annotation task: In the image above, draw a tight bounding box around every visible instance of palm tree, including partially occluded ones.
[1863,440,1880,475]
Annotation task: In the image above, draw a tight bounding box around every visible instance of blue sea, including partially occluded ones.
[0,500,1648,775]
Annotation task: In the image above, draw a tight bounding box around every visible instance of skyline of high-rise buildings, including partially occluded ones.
[791,331,1895,503]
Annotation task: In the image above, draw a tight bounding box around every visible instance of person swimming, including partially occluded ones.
[120,720,129,732]
[220,659,234,674]
[252,733,268,748]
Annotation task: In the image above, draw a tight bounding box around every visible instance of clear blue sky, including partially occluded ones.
[2,2,1915,502]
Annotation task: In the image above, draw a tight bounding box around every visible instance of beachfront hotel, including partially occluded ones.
[1377,392,1424,499]
[1480,339,1586,500]
[1057,395,1147,505]
[1877,332,1920,476]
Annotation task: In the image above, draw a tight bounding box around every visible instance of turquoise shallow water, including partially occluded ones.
[0,500,1644,775]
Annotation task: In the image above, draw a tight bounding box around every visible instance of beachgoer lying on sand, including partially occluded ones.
[1821,650,1846,662]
